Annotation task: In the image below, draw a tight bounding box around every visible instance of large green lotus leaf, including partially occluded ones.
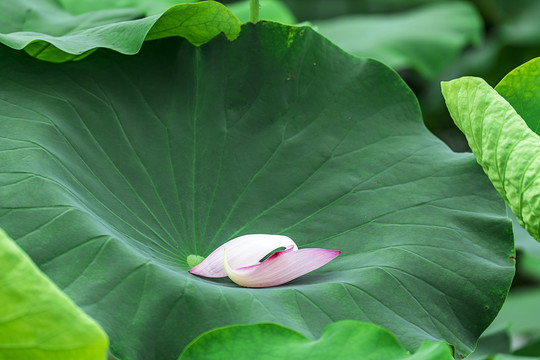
[0,228,108,359]
[0,22,513,360]
[313,1,482,78]
[178,321,453,360]
[0,0,240,62]
[441,60,540,241]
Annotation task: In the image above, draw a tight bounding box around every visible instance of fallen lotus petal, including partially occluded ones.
[224,245,341,288]
[189,234,297,277]
[189,234,340,287]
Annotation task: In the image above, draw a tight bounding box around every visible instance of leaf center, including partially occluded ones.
[187,254,205,268]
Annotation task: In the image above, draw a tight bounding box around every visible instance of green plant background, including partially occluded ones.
[179,321,454,360]
[1,0,540,359]
[0,18,514,360]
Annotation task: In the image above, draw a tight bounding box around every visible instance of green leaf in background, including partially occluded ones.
[506,205,540,282]
[514,339,540,358]
[313,1,482,78]
[466,289,540,359]
[178,321,453,360]
[491,288,540,342]
[492,355,540,360]
[483,288,540,359]
[466,328,513,360]
[0,22,513,360]
[0,0,241,62]
[273,0,448,22]
[441,58,540,241]
[500,0,540,46]
[227,0,297,24]
[0,228,108,360]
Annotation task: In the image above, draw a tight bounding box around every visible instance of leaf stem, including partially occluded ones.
[250,0,259,23]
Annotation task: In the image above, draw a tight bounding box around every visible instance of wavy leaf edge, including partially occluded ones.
[0,0,242,62]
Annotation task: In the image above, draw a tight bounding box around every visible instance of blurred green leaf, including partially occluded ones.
[227,0,296,23]
[519,254,540,282]
[505,205,540,281]
[490,288,540,337]
[178,321,454,360]
[276,0,447,22]
[469,290,540,359]
[514,338,540,357]
[500,1,540,46]
[466,328,512,360]
[313,2,482,78]
[492,355,540,360]
[0,228,108,360]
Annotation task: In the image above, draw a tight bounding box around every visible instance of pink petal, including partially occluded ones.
[189,234,297,278]
[224,246,340,288]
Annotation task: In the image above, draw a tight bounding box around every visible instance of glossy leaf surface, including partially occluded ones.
[178,321,454,360]
[0,228,108,360]
[0,0,240,62]
[442,59,540,241]
[0,22,513,360]
[495,58,540,134]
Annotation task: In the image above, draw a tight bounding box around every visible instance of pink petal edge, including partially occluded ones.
[189,234,297,278]
[224,247,341,288]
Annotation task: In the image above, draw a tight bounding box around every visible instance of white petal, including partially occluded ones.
[189,234,297,277]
